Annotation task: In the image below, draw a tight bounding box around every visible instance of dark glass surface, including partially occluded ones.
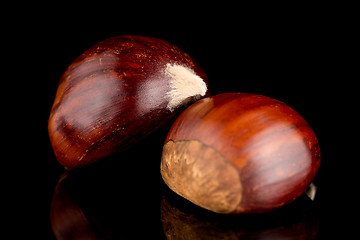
[50,158,321,240]
[19,120,348,239]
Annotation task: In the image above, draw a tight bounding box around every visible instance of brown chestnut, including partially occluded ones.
[160,93,320,214]
[48,36,208,169]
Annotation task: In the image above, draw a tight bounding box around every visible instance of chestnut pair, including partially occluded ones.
[49,36,320,214]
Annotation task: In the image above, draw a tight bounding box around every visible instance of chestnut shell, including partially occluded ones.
[161,93,320,214]
[48,36,208,169]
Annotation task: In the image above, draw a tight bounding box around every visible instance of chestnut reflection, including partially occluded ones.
[161,188,319,240]
[50,172,106,240]
[50,141,163,240]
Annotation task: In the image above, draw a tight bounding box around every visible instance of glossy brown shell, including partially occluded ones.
[161,93,320,213]
[48,36,208,169]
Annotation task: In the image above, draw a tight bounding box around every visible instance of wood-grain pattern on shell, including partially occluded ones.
[49,36,208,169]
[161,93,320,213]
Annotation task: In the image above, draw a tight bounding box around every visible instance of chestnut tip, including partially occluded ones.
[164,63,207,111]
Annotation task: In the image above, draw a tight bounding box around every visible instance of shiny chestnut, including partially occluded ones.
[161,93,320,214]
[48,36,208,169]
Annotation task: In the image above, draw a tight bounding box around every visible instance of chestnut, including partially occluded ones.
[48,35,208,169]
[160,93,320,214]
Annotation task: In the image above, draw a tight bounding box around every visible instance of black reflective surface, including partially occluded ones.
[43,147,344,240]
[8,13,355,239]
[50,162,320,240]
[42,135,340,239]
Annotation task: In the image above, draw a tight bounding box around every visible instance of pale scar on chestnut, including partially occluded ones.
[160,139,242,214]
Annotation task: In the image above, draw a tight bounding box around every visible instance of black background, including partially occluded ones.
[5,6,354,239]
